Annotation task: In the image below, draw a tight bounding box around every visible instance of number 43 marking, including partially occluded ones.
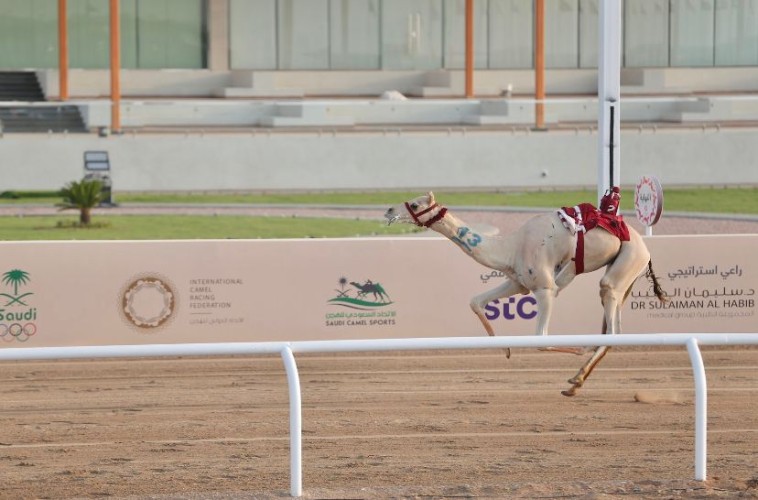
[453,227,481,252]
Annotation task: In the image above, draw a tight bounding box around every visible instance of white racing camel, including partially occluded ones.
[385,192,667,396]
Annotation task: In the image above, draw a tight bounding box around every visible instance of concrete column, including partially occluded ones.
[208,0,230,71]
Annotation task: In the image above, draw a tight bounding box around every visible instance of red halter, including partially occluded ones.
[404,202,448,228]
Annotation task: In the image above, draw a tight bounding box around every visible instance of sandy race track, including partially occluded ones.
[2,347,757,499]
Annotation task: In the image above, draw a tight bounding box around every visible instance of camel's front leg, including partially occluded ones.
[533,288,584,355]
[470,279,527,358]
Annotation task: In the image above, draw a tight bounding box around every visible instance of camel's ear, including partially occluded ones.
[427,191,436,205]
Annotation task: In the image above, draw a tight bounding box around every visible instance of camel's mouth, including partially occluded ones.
[384,211,401,226]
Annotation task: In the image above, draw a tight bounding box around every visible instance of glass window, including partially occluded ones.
[329,0,380,69]
[0,0,57,69]
[120,0,138,69]
[578,0,598,68]
[714,0,758,66]
[69,0,110,69]
[488,0,532,69]
[230,0,276,70]
[0,0,206,69]
[443,0,488,69]
[381,0,443,69]
[278,0,329,69]
[671,0,715,66]
[624,0,669,67]
[545,0,579,68]
[134,0,205,69]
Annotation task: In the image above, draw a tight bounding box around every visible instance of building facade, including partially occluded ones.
[2,2,757,192]
[2,0,757,72]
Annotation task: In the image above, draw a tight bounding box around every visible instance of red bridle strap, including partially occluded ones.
[404,202,448,228]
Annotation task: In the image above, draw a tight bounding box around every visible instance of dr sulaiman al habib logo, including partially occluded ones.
[119,274,177,331]
[0,269,38,343]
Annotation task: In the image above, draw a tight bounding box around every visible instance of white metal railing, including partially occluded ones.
[2,332,757,498]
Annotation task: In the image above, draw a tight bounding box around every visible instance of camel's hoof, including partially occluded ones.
[538,347,585,355]
[561,386,579,397]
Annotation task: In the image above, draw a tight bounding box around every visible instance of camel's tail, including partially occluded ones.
[646,260,668,303]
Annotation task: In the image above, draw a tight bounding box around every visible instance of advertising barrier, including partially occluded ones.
[0,235,755,348]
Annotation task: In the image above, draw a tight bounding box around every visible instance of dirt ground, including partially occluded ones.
[2,347,757,499]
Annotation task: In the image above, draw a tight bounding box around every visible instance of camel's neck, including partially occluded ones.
[430,211,516,271]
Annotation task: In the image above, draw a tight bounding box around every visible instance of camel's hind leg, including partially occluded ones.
[597,236,650,337]
[562,316,612,397]
[562,345,611,397]
[562,237,650,396]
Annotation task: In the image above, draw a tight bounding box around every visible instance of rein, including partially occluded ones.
[404,202,448,228]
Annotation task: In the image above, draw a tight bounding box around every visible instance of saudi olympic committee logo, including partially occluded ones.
[119,273,178,331]
[1,269,38,343]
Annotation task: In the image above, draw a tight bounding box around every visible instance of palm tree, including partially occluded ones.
[2,269,30,295]
[57,178,103,225]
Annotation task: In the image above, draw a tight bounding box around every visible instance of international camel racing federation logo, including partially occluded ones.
[1,269,38,343]
[325,277,396,328]
[119,273,178,332]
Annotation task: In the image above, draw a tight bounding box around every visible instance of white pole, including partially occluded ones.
[686,338,708,481]
[597,0,622,204]
[280,347,303,497]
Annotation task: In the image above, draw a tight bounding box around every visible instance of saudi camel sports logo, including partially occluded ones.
[328,277,393,310]
[1,269,38,343]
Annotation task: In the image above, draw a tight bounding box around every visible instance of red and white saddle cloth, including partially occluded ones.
[557,202,630,274]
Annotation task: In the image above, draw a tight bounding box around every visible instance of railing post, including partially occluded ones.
[686,337,707,481]
[280,346,303,497]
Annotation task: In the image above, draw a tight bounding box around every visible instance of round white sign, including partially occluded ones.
[634,175,664,227]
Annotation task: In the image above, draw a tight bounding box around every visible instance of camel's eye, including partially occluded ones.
[410,203,419,210]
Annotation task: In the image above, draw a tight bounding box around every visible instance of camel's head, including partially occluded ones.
[384,191,447,228]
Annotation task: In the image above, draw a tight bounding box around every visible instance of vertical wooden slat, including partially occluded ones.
[534,0,545,129]
[58,0,68,101]
[465,0,474,98]
[110,0,121,132]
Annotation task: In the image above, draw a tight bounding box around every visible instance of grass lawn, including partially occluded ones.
[0,214,419,241]
[2,187,756,214]
[1,187,755,241]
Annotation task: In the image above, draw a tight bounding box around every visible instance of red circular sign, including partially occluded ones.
[634,176,664,227]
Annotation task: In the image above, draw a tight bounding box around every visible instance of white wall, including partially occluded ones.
[0,235,754,348]
[1,127,756,192]
[36,67,758,99]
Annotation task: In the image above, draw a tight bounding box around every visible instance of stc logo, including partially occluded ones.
[484,296,537,321]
